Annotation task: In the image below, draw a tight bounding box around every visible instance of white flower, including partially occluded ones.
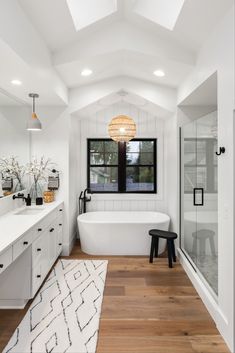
[26,156,55,183]
[0,156,25,185]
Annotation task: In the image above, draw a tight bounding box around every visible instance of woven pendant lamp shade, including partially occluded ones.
[108,115,136,142]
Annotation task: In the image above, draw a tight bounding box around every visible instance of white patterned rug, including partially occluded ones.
[3,259,108,353]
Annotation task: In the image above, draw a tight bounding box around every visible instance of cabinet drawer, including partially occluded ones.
[13,231,33,261]
[0,247,12,274]
[32,263,43,297]
[57,216,63,230]
[57,204,64,215]
[35,223,46,237]
[32,235,44,268]
[57,229,63,256]
[36,215,53,235]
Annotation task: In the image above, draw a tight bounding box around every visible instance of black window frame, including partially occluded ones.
[87,138,157,194]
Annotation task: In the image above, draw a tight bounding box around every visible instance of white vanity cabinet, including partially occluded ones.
[56,215,63,257]
[31,204,64,297]
[0,201,64,308]
[0,247,12,275]
[13,229,35,261]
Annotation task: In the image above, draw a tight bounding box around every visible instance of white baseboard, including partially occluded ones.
[69,234,76,254]
[62,232,77,256]
[178,249,232,352]
[0,299,28,309]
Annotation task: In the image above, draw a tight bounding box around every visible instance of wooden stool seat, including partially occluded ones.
[149,229,178,268]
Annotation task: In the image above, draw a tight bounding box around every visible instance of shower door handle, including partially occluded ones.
[193,188,204,206]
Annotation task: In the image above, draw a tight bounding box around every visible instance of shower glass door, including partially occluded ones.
[181,112,218,295]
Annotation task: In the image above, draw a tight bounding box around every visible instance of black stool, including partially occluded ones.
[149,229,178,268]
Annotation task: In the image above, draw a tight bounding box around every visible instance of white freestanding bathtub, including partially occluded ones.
[77,211,170,255]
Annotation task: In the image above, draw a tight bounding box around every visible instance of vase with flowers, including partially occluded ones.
[26,156,53,203]
[0,156,25,193]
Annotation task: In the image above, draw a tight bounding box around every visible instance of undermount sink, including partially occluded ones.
[15,208,45,216]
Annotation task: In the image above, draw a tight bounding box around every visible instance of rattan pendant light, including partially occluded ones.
[108,114,136,142]
[108,91,136,142]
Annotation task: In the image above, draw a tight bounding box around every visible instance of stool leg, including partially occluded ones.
[192,236,197,257]
[209,236,216,257]
[171,239,176,262]
[167,239,173,268]
[200,238,206,257]
[149,237,155,263]
[154,237,159,258]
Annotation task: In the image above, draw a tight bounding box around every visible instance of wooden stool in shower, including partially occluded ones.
[149,229,178,268]
[192,229,216,256]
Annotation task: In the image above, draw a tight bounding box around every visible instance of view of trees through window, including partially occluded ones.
[88,139,157,193]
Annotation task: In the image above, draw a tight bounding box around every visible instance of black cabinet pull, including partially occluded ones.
[50,228,54,232]
[0,264,3,268]
[59,243,62,246]
[59,223,62,226]
[59,209,62,212]
[37,248,42,252]
[23,241,28,245]
[38,228,42,232]
[37,275,41,278]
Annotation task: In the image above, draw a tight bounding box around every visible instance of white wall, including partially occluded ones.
[0,106,30,196]
[165,113,178,234]
[0,0,67,104]
[74,102,168,214]
[177,6,234,351]
[30,107,75,255]
[68,115,80,248]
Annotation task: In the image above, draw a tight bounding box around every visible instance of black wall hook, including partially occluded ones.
[215,147,225,156]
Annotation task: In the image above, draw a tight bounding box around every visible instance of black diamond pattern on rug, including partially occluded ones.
[3,259,108,353]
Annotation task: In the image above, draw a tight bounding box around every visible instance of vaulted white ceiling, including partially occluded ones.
[76,92,171,120]
[66,0,118,31]
[18,0,232,52]
[0,0,232,108]
[132,0,186,31]
[66,0,186,32]
[18,0,233,91]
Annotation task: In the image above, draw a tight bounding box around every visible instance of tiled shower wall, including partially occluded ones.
[76,103,167,213]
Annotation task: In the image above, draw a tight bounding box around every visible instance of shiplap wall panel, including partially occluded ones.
[78,103,167,213]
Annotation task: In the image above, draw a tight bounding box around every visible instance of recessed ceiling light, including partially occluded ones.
[81,69,93,77]
[11,79,22,86]
[153,70,165,77]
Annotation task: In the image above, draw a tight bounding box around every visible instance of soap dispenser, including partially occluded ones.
[25,194,31,206]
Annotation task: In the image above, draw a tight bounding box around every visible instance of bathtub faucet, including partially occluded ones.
[79,188,93,213]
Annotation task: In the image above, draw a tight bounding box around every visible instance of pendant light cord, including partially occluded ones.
[32,96,35,113]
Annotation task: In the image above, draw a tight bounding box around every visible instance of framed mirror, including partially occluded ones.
[0,90,31,198]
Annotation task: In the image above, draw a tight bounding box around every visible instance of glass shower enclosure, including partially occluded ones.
[180,111,218,295]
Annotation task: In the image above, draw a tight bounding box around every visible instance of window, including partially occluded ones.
[88,139,157,193]
[184,138,217,193]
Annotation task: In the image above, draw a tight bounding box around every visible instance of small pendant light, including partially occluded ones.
[27,93,42,131]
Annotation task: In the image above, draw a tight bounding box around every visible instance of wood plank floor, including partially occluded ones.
[0,241,230,353]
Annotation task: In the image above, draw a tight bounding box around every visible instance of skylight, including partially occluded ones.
[66,0,118,31]
[133,0,185,30]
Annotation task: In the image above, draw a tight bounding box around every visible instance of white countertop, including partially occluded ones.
[0,201,63,255]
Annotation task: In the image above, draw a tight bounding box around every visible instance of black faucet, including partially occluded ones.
[79,188,93,213]
[12,193,31,206]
